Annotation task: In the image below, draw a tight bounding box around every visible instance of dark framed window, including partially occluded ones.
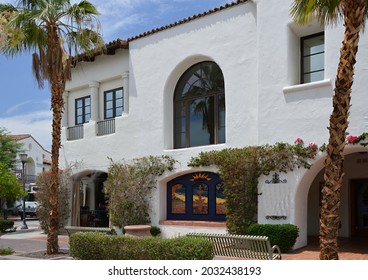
[174,61,225,149]
[104,87,124,119]
[167,172,226,221]
[75,96,91,125]
[301,32,324,84]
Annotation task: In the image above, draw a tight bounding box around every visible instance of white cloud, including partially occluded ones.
[0,110,52,151]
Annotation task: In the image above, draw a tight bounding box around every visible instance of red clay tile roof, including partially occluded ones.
[74,0,248,63]
[72,39,129,64]
[127,0,249,42]
[9,134,31,141]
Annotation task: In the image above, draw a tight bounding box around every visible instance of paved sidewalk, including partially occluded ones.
[1,227,367,260]
[0,228,70,260]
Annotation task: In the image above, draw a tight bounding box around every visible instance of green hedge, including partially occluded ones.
[0,220,14,233]
[246,224,299,252]
[69,232,214,260]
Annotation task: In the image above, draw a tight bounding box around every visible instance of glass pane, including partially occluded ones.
[85,106,91,114]
[303,53,324,73]
[105,92,113,101]
[303,35,324,55]
[85,97,91,106]
[106,109,113,119]
[85,114,90,123]
[115,107,123,116]
[76,116,82,124]
[116,99,123,107]
[218,95,226,144]
[76,99,83,108]
[171,184,186,214]
[304,70,324,83]
[189,97,213,147]
[77,108,82,116]
[193,183,208,215]
[106,100,113,109]
[216,183,226,215]
[116,89,123,99]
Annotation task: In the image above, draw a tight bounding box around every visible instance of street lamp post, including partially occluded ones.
[20,153,28,230]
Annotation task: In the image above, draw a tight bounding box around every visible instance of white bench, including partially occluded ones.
[187,233,281,260]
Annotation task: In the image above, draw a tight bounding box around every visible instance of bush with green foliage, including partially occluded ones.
[104,155,177,228]
[0,219,14,233]
[188,143,314,234]
[35,169,71,233]
[246,224,299,252]
[150,225,161,236]
[69,232,213,260]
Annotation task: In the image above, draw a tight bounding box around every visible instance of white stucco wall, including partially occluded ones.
[60,0,368,247]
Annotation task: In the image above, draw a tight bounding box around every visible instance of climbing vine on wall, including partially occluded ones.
[188,142,318,234]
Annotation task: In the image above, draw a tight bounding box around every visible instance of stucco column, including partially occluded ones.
[62,91,69,127]
[121,72,129,114]
[89,81,100,122]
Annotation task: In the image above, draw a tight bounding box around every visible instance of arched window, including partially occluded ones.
[167,172,226,221]
[174,61,225,149]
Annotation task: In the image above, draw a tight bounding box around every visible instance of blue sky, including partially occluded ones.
[0,0,232,151]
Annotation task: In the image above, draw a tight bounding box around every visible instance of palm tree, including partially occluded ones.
[0,0,104,254]
[290,0,367,259]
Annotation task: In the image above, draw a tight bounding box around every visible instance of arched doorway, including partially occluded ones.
[70,170,108,227]
[295,145,368,247]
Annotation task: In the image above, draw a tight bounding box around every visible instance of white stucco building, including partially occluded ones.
[60,0,368,249]
[12,134,51,187]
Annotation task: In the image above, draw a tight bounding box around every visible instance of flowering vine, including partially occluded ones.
[346,132,368,146]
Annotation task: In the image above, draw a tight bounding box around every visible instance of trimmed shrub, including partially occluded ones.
[246,224,299,252]
[0,220,14,233]
[150,226,161,237]
[69,232,213,260]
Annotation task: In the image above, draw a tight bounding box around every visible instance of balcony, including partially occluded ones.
[68,125,84,140]
[97,119,115,136]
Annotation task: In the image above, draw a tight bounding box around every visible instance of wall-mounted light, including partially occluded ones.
[265,173,287,184]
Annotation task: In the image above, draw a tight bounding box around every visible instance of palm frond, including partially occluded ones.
[290,0,342,26]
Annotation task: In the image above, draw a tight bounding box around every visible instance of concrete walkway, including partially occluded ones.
[0,226,70,260]
[1,227,367,260]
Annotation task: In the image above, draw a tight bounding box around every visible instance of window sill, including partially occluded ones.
[283,79,332,94]
[159,220,226,227]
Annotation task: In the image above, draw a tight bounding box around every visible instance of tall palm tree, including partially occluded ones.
[0,0,104,254]
[291,0,368,259]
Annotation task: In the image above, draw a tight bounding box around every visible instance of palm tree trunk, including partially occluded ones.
[320,0,365,260]
[47,77,64,255]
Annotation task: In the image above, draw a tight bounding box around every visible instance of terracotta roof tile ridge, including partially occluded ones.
[127,0,249,42]
[10,134,32,141]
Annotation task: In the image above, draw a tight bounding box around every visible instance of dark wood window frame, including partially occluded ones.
[173,61,225,149]
[75,96,91,125]
[104,87,124,119]
[301,32,325,84]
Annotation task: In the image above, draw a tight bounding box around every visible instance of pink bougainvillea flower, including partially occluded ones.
[294,138,304,145]
[346,135,359,144]
[307,143,318,150]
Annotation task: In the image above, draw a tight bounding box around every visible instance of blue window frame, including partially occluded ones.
[167,172,226,221]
